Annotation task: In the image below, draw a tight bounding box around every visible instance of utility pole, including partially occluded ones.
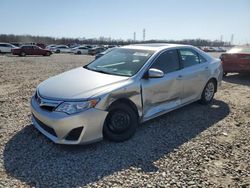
[143,28,145,41]
[230,34,234,45]
[133,32,136,42]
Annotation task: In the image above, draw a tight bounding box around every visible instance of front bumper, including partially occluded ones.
[30,96,108,145]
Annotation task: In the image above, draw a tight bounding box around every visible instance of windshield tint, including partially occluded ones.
[86,48,155,77]
[228,46,250,53]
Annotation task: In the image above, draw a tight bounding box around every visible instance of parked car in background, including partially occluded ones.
[220,45,250,76]
[72,46,90,55]
[31,44,222,145]
[95,47,115,59]
[202,47,226,53]
[11,45,52,56]
[46,44,57,51]
[88,47,105,55]
[203,47,216,52]
[216,47,226,52]
[67,43,80,48]
[51,45,71,53]
[0,43,16,53]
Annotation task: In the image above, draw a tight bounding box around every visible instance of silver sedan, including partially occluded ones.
[31,44,223,144]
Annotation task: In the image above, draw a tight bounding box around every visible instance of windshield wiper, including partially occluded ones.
[85,66,113,75]
[93,69,113,75]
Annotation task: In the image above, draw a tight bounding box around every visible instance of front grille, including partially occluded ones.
[33,115,57,137]
[35,91,62,112]
[65,127,83,141]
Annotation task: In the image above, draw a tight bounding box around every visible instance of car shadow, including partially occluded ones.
[223,73,250,86]
[3,99,230,187]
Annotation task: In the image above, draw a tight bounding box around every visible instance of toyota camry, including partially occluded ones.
[31,44,223,144]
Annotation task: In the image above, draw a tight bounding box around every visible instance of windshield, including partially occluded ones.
[86,48,155,77]
[228,46,250,54]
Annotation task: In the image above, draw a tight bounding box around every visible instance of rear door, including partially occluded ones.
[32,46,41,55]
[141,50,183,120]
[22,46,32,55]
[178,48,210,104]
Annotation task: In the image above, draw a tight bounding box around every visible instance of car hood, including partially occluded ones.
[38,67,129,100]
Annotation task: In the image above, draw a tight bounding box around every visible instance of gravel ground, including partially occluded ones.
[0,53,249,188]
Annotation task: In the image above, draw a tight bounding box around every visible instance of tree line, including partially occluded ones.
[0,34,231,47]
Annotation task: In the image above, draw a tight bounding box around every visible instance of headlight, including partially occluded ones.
[55,99,99,114]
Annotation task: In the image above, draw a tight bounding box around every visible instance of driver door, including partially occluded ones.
[141,50,183,120]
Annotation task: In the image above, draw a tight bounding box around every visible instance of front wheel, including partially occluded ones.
[223,72,227,77]
[77,51,81,55]
[200,80,216,104]
[20,52,26,57]
[103,103,138,142]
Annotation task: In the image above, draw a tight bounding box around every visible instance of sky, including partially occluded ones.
[0,0,249,44]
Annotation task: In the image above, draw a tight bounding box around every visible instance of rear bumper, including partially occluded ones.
[30,96,108,145]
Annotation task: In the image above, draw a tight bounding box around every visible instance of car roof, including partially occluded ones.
[121,43,193,51]
[121,43,214,60]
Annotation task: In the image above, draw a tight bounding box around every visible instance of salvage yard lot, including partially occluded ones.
[0,54,249,187]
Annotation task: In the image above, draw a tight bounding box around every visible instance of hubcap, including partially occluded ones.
[205,82,215,101]
[108,111,130,134]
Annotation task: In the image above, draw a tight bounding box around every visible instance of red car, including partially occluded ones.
[12,45,52,56]
[220,45,250,76]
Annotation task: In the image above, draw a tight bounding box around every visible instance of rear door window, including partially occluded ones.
[179,49,200,68]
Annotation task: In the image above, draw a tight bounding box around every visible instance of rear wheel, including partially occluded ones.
[77,51,81,55]
[46,51,51,56]
[56,50,60,53]
[223,72,227,77]
[200,80,216,104]
[103,103,138,142]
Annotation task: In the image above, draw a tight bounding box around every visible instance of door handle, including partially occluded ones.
[205,66,209,70]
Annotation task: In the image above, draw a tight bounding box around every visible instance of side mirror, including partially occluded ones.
[146,68,164,78]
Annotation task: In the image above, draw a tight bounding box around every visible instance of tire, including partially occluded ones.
[56,50,60,53]
[46,52,51,56]
[223,72,227,77]
[200,80,216,104]
[20,52,26,57]
[103,103,138,142]
[77,51,81,55]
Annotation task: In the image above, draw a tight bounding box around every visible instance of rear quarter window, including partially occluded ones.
[198,54,207,63]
